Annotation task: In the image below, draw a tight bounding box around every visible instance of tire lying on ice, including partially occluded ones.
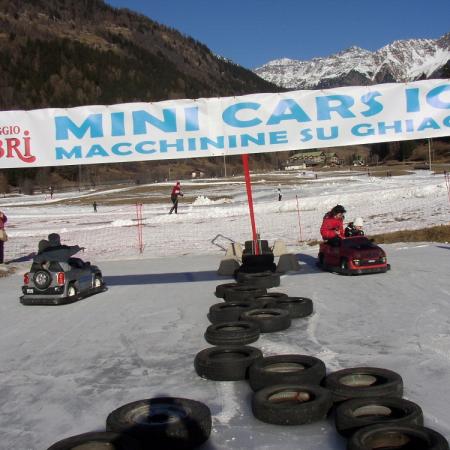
[106,397,212,450]
[347,424,449,450]
[215,282,240,299]
[323,367,403,403]
[194,345,263,381]
[335,397,424,437]
[204,321,260,346]
[253,292,288,302]
[252,384,333,425]
[240,308,291,333]
[223,285,267,302]
[47,431,142,450]
[269,296,313,318]
[236,271,281,288]
[249,354,326,392]
[208,301,256,324]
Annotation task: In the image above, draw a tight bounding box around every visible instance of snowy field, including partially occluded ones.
[1,169,449,263]
[0,169,450,449]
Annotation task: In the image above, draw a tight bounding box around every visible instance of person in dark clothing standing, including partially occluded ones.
[93,201,97,212]
[0,210,7,263]
[277,185,282,201]
[169,181,183,214]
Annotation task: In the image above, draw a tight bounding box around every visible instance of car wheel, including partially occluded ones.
[249,354,326,392]
[106,397,212,450]
[47,431,142,450]
[323,367,403,403]
[93,274,103,289]
[335,397,423,437]
[252,384,333,425]
[348,424,449,450]
[67,284,78,298]
[33,269,52,290]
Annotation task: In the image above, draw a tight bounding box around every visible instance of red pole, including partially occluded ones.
[241,154,259,254]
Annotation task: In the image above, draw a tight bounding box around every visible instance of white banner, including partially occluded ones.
[0,79,449,169]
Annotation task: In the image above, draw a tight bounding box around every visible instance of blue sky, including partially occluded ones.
[105,0,450,69]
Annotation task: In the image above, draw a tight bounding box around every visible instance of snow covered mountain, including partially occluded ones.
[254,33,450,89]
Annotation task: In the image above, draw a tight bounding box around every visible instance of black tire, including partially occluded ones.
[252,384,333,425]
[253,292,288,301]
[249,355,326,392]
[236,271,281,288]
[208,301,255,324]
[323,367,403,403]
[215,282,240,299]
[33,269,52,290]
[93,273,104,289]
[106,397,211,450]
[240,308,291,333]
[67,283,78,298]
[204,321,260,346]
[194,345,263,381]
[47,431,142,450]
[223,285,267,302]
[271,297,313,318]
[347,424,449,450]
[335,397,424,437]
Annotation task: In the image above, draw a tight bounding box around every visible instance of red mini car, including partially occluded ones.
[318,236,390,275]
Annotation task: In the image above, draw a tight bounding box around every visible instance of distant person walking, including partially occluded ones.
[93,201,97,212]
[277,186,282,201]
[0,210,8,264]
[169,181,183,214]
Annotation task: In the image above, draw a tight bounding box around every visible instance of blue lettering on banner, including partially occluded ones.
[132,109,177,134]
[360,92,383,117]
[316,95,356,120]
[266,99,311,125]
[426,84,450,109]
[222,102,262,128]
[55,146,82,159]
[111,143,132,155]
[55,114,103,139]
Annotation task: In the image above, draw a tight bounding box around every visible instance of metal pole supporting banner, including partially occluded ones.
[241,154,258,254]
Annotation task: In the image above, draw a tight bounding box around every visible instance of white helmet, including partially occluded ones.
[354,217,364,227]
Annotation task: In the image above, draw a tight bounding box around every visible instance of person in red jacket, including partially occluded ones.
[320,204,346,245]
[169,181,183,214]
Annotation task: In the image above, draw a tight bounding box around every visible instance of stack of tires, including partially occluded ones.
[322,366,449,449]
[195,278,315,383]
[47,397,213,450]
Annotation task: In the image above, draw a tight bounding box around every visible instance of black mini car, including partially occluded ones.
[20,245,106,305]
